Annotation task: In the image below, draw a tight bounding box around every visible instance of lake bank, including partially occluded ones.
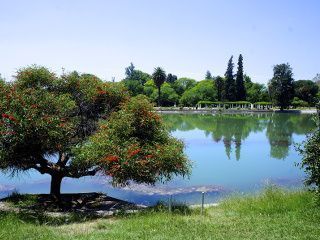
[155,107,317,114]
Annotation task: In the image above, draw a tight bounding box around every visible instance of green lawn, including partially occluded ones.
[1,188,320,240]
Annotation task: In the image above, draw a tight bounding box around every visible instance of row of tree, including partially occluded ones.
[122,58,319,109]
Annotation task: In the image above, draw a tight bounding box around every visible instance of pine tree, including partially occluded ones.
[205,70,213,80]
[235,54,246,100]
[215,76,224,101]
[224,56,236,101]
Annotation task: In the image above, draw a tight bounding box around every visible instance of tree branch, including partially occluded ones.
[57,152,69,166]
[65,168,99,178]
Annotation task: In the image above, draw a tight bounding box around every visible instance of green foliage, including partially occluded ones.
[294,80,319,106]
[143,79,156,97]
[144,80,179,106]
[173,78,197,96]
[235,54,246,100]
[123,63,151,96]
[180,80,216,106]
[254,102,272,105]
[0,65,189,196]
[298,116,320,194]
[198,101,251,105]
[268,63,295,110]
[215,76,224,101]
[72,95,190,185]
[205,70,213,80]
[166,73,177,84]
[292,97,309,108]
[224,56,236,101]
[122,79,144,96]
[152,67,167,106]
[245,76,270,103]
[150,83,179,106]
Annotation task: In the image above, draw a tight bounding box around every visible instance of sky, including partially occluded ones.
[0,0,319,84]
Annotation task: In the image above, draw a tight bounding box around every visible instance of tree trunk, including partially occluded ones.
[158,87,161,107]
[50,174,63,199]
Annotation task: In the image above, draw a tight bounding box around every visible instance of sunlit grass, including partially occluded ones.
[1,187,320,240]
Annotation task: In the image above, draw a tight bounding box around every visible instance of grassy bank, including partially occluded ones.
[1,188,320,240]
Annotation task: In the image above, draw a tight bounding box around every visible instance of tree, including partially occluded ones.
[0,66,190,199]
[244,75,270,103]
[235,54,246,100]
[224,56,236,101]
[180,80,217,106]
[215,76,224,101]
[268,63,295,110]
[205,71,213,80]
[173,78,197,96]
[150,83,179,106]
[152,67,166,107]
[125,62,135,78]
[294,80,319,106]
[166,73,178,84]
[298,115,320,194]
[123,63,151,96]
[122,78,144,96]
[313,73,320,83]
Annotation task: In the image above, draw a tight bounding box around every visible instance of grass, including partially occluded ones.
[1,187,320,240]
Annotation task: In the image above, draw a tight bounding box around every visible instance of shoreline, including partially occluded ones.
[155,108,317,114]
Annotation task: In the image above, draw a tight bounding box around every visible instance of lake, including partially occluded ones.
[0,113,316,205]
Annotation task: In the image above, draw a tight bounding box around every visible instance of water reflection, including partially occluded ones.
[162,113,316,160]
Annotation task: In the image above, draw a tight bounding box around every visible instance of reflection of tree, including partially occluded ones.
[266,113,316,159]
[161,113,316,160]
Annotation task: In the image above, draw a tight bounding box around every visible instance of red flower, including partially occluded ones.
[8,116,17,122]
[105,155,119,163]
[145,154,153,159]
[128,148,141,158]
[97,90,107,95]
[1,114,17,122]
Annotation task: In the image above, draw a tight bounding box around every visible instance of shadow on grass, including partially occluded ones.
[0,209,102,226]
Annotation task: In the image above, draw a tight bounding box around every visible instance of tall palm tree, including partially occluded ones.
[152,67,166,107]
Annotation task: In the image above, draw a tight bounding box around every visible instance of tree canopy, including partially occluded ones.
[268,63,295,110]
[294,80,319,106]
[235,54,246,101]
[224,56,236,101]
[152,67,166,107]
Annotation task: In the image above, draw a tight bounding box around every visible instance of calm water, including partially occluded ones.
[0,113,316,205]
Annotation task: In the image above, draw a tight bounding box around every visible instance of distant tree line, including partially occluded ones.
[121,58,320,109]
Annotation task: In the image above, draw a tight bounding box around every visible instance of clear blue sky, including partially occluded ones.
[1,0,319,84]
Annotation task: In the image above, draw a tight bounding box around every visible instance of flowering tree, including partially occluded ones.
[0,66,190,198]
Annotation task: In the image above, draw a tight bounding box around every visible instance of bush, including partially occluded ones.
[298,115,320,195]
[292,97,309,108]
